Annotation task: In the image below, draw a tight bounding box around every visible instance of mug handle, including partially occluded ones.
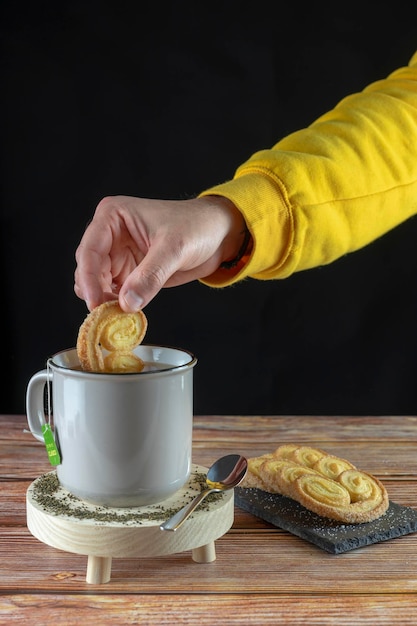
[26,369,52,443]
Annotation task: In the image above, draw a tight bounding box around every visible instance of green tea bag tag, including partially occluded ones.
[42,423,61,466]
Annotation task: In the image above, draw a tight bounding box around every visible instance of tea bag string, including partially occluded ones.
[46,358,52,427]
[42,358,61,466]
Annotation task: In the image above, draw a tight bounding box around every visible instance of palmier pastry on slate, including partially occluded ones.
[241,444,389,524]
[77,301,148,373]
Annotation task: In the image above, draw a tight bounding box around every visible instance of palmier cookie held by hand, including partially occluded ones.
[77,301,148,373]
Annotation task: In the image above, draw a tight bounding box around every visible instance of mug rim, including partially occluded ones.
[48,344,197,375]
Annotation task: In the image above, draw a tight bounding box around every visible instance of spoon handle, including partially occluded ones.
[160,487,215,531]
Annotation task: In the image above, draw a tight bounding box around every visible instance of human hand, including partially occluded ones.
[74,194,246,311]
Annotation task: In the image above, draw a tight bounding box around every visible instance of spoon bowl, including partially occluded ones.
[160,453,248,531]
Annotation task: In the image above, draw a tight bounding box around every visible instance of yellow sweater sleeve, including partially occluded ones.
[199,51,417,287]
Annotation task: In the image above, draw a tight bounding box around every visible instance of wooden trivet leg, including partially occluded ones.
[192,541,216,563]
[86,555,112,584]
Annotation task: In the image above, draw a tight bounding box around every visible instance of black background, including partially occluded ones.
[2,2,417,416]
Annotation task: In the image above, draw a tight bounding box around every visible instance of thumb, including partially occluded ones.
[119,252,178,312]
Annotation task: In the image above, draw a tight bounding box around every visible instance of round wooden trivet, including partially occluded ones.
[26,464,234,584]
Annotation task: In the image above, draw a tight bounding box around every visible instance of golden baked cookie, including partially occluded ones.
[243,453,276,490]
[258,459,297,494]
[289,473,351,511]
[272,462,321,497]
[313,454,356,480]
[77,301,148,373]
[271,444,299,460]
[282,445,328,468]
[240,444,389,524]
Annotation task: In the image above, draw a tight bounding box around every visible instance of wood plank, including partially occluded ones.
[2,526,417,594]
[0,415,33,441]
[0,481,31,526]
[192,414,417,442]
[1,593,417,625]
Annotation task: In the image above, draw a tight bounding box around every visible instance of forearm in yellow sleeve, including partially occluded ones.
[199,51,417,287]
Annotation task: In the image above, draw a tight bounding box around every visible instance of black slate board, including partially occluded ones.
[235,486,417,554]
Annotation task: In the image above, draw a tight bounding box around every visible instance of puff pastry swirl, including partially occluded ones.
[77,301,148,373]
[241,444,389,524]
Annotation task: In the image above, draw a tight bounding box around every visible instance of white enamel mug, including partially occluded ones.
[26,345,197,507]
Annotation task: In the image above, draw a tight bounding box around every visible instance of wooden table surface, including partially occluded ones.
[1,413,417,624]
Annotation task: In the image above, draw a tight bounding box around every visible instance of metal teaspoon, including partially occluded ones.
[159,453,248,531]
